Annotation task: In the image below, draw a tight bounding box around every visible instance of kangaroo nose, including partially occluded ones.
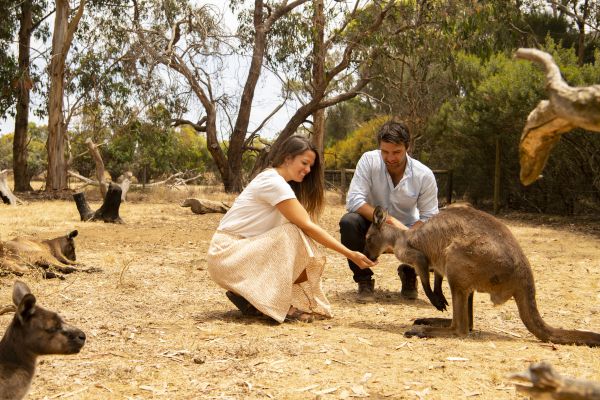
[70,329,86,344]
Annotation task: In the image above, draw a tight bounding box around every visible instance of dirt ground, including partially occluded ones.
[1,188,599,400]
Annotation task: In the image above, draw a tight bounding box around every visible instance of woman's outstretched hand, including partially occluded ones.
[349,251,377,269]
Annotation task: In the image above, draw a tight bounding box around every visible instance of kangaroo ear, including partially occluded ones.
[17,294,36,324]
[68,230,78,239]
[12,280,32,306]
[373,206,387,228]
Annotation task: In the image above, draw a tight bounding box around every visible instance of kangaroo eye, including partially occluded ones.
[46,326,60,334]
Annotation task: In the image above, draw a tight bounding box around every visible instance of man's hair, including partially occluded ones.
[271,135,324,218]
[377,121,411,146]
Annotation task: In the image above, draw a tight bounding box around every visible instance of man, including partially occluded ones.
[339,120,439,302]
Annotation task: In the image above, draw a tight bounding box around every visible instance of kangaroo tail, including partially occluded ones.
[514,281,600,347]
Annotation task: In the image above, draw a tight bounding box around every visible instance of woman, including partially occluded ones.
[207,135,376,323]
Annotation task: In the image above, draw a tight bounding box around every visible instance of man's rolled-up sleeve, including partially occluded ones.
[346,155,371,213]
[417,171,439,221]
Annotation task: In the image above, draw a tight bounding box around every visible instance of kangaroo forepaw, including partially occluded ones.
[432,296,448,312]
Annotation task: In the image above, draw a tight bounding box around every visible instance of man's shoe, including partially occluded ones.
[398,265,418,300]
[357,279,375,303]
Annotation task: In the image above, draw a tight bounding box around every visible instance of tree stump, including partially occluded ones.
[181,198,230,214]
[511,362,600,399]
[0,170,24,206]
[73,183,124,223]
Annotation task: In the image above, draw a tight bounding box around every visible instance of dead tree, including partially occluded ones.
[515,48,600,186]
[0,170,24,206]
[72,183,124,223]
[181,198,230,214]
[85,138,108,197]
[511,362,600,399]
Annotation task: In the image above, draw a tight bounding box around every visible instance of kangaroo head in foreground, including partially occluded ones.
[0,281,86,400]
[365,205,600,347]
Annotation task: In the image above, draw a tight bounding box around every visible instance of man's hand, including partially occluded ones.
[385,216,409,230]
[349,251,378,269]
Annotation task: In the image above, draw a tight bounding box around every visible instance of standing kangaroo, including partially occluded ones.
[364,205,600,346]
[0,281,86,400]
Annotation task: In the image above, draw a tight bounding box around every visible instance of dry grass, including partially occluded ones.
[0,192,599,400]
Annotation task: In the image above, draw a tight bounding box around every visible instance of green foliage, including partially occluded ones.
[324,115,390,169]
[0,1,18,120]
[0,124,47,174]
[427,41,600,213]
[0,134,13,170]
[324,98,375,147]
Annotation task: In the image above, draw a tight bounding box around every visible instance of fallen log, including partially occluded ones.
[515,48,600,185]
[73,183,124,223]
[181,198,230,214]
[511,362,600,399]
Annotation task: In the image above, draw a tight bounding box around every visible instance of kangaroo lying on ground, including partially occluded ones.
[364,205,600,346]
[0,231,82,278]
[0,281,86,399]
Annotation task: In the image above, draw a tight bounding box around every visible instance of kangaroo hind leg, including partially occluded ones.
[406,285,472,338]
[414,292,473,330]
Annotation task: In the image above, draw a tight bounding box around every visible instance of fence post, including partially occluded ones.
[340,169,347,205]
[446,169,453,205]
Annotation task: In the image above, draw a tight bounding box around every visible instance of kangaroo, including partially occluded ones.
[0,281,86,400]
[364,205,600,346]
[0,231,80,277]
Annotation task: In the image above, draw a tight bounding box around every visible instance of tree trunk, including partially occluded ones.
[226,2,270,193]
[12,0,33,192]
[46,0,86,192]
[576,0,589,67]
[311,0,326,182]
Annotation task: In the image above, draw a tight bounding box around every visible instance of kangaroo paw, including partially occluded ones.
[431,294,448,312]
[82,266,102,273]
[404,326,429,338]
[42,271,66,280]
[56,265,77,274]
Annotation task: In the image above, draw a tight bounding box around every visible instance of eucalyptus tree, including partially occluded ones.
[541,0,600,65]
[13,0,51,191]
[130,0,313,192]
[0,1,18,122]
[46,0,87,191]
[248,0,398,175]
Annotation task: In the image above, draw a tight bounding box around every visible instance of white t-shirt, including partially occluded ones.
[217,168,296,237]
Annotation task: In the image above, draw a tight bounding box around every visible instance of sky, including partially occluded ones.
[0,1,295,139]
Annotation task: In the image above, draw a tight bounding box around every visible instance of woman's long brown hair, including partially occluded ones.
[271,135,324,219]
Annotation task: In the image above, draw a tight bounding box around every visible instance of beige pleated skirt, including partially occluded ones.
[207,223,332,323]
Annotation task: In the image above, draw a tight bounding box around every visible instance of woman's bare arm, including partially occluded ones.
[276,199,376,269]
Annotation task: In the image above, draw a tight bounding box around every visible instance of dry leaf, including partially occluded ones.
[446,357,469,362]
[360,373,372,384]
[339,389,350,399]
[296,384,319,392]
[408,387,431,400]
[357,337,373,346]
[314,387,338,395]
[351,384,369,397]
